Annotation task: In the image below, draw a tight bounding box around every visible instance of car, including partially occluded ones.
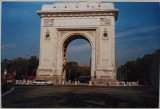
[33,79,54,85]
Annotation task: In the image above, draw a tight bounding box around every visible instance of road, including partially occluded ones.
[2,85,159,108]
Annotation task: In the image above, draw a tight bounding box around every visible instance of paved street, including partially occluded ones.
[2,85,159,108]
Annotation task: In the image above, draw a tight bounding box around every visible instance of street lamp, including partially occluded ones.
[25,53,30,82]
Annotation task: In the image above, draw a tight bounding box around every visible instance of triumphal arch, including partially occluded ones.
[37,2,118,83]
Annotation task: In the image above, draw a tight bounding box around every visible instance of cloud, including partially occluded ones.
[67,43,91,54]
[2,44,15,49]
[116,25,160,38]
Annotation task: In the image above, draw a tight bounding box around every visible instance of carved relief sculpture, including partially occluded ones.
[100,18,111,25]
[45,29,50,40]
[102,28,109,39]
[44,19,54,26]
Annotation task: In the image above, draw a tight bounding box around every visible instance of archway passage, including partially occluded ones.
[62,35,91,83]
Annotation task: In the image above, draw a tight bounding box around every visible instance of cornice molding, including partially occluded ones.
[37,10,118,20]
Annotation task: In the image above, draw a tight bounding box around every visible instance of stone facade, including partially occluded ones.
[37,2,118,83]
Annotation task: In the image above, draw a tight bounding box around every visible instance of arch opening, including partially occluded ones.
[62,35,92,83]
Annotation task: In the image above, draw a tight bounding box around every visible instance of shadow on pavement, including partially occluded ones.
[2,91,159,108]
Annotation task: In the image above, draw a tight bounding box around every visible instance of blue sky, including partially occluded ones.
[1,2,160,67]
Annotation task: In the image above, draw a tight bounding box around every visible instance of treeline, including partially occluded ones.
[117,49,160,82]
[1,56,39,80]
[1,57,91,81]
[2,49,159,82]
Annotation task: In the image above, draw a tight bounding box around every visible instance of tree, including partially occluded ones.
[1,59,11,74]
[1,56,39,80]
[79,66,91,77]
[117,49,159,82]
[66,61,80,81]
[28,56,39,76]
[10,57,27,80]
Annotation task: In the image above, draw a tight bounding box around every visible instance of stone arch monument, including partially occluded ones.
[37,2,118,83]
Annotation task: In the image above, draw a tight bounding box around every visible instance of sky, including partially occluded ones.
[1,2,160,67]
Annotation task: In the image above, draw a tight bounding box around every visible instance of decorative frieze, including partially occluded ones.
[43,19,54,26]
[100,18,111,26]
[38,12,117,19]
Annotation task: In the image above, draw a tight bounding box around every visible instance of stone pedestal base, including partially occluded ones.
[36,75,118,86]
[91,78,117,86]
[36,75,62,84]
[36,68,117,85]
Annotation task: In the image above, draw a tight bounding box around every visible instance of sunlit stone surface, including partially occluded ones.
[37,2,118,83]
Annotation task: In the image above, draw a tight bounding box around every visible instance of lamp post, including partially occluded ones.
[25,53,30,82]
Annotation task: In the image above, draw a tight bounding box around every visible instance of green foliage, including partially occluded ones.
[1,56,39,80]
[117,49,160,82]
[11,58,27,79]
[66,61,91,81]
[1,59,11,73]
[66,61,80,81]
[79,66,91,76]
[28,56,39,76]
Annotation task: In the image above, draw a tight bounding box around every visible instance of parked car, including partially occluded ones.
[33,79,54,85]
